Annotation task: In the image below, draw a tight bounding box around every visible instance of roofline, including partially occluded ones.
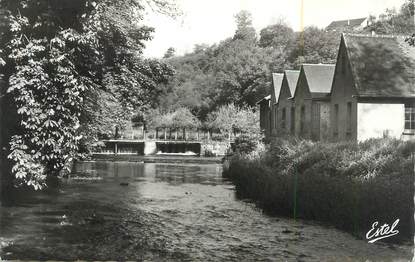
[302,63,336,67]
[353,95,415,99]
[340,34,361,93]
[342,33,411,38]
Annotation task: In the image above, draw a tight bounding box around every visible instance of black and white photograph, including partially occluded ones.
[0,0,414,261]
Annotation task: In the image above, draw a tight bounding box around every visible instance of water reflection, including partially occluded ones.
[0,161,412,261]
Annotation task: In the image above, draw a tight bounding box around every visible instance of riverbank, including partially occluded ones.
[91,154,223,164]
[223,138,415,243]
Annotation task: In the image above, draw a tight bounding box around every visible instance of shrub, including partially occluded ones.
[223,138,414,242]
[233,134,257,155]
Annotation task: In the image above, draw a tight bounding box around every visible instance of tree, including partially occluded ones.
[259,21,296,50]
[0,0,177,190]
[163,47,176,58]
[206,104,260,140]
[289,27,339,68]
[365,0,415,35]
[233,10,256,42]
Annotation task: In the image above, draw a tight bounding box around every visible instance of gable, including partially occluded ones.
[271,73,284,104]
[277,77,292,104]
[285,70,300,96]
[277,70,300,104]
[344,34,415,97]
[293,68,311,100]
[330,35,358,97]
[302,64,335,98]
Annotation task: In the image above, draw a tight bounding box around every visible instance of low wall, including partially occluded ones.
[200,141,231,157]
[96,140,231,157]
[156,142,201,155]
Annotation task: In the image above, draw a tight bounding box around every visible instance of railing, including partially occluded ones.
[118,128,237,142]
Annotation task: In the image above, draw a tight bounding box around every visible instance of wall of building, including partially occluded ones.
[270,104,278,136]
[313,101,331,141]
[276,79,294,136]
[357,103,404,141]
[259,101,271,138]
[293,70,312,140]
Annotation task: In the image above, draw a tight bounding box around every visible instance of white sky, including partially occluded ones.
[142,0,406,58]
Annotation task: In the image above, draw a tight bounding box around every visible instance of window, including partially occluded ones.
[334,104,339,137]
[346,102,352,137]
[312,103,320,140]
[281,108,286,130]
[290,107,295,134]
[405,104,415,132]
[300,106,306,134]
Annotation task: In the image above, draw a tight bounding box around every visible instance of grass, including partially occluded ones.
[223,138,414,242]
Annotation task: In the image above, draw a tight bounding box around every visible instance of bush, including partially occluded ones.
[233,134,257,155]
[223,138,415,242]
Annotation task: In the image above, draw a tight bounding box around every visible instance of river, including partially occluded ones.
[0,161,412,261]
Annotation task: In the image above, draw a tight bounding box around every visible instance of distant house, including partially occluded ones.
[276,70,300,135]
[257,95,271,138]
[293,64,335,141]
[270,73,284,135]
[326,17,369,32]
[330,33,415,141]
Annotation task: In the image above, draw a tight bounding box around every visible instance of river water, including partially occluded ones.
[0,161,412,261]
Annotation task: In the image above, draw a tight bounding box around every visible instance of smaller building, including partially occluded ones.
[276,70,300,136]
[326,17,369,32]
[330,33,415,142]
[257,95,271,138]
[293,64,335,141]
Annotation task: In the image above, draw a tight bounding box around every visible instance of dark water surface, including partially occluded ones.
[0,161,412,261]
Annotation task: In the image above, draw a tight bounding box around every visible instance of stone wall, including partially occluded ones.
[200,141,231,157]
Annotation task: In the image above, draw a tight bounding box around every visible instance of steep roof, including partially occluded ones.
[343,34,415,97]
[301,64,335,98]
[271,73,284,104]
[284,70,300,97]
[326,18,367,30]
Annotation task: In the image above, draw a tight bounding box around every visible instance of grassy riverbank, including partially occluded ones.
[223,138,414,242]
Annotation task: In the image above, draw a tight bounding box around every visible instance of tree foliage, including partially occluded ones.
[365,0,414,35]
[206,104,260,138]
[0,0,176,189]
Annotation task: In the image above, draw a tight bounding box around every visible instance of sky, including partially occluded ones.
[142,0,406,58]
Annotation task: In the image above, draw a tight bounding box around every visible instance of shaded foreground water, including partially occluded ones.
[0,161,413,261]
